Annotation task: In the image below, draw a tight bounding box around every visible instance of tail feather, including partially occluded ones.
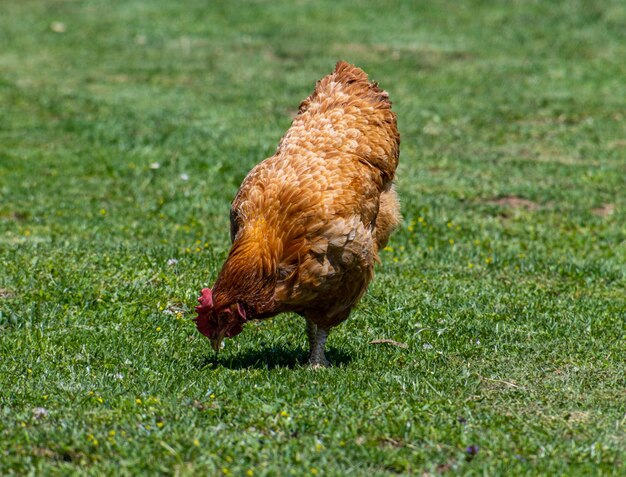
[332,61,392,109]
[289,61,399,184]
[332,60,369,83]
[299,61,393,114]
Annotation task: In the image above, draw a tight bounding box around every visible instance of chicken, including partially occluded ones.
[195,61,400,366]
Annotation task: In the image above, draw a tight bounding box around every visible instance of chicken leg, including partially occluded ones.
[306,319,330,367]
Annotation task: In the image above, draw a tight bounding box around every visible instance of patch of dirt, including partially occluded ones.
[0,211,29,222]
[436,462,454,473]
[33,447,58,459]
[484,196,540,211]
[591,203,615,217]
[565,411,591,423]
[32,447,87,463]
[190,399,217,411]
[0,289,15,299]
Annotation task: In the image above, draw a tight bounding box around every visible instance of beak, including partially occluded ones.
[210,330,226,352]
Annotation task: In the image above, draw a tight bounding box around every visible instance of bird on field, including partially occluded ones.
[195,61,400,366]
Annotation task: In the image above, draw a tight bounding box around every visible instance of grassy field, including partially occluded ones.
[1,0,625,475]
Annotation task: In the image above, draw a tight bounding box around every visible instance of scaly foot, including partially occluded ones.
[307,326,330,367]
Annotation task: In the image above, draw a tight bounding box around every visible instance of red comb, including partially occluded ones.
[194,288,214,337]
[197,288,213,309]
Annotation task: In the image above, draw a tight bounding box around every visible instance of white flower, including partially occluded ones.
[149,162,160,170]
[50,22,66,33]
[180,173,189,181]
[167,258,179,266]
[33,407,48,419]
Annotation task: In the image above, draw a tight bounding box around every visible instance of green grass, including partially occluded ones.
[1,0,625,475]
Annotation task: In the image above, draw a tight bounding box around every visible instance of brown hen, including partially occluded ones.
[195,61,400,366]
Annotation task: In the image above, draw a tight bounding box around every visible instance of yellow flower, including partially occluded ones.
[468,262,474,269]
[109,430,116,437]
[100,209,107,215]
[246,470,254,477]
[383,246,393,252]
[193,438,200,447]
[135,398,142,405]
[310,469,318,475]
[449,239,454,245]
[280,411,289,417]
[156,422,164,428]
[156,326,161,332]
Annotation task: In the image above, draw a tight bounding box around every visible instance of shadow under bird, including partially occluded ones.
[195,61,400,367]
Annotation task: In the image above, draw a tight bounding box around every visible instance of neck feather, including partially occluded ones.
[213,221,282,315]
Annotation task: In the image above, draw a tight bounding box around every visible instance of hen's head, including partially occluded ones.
[194,288,247,351]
